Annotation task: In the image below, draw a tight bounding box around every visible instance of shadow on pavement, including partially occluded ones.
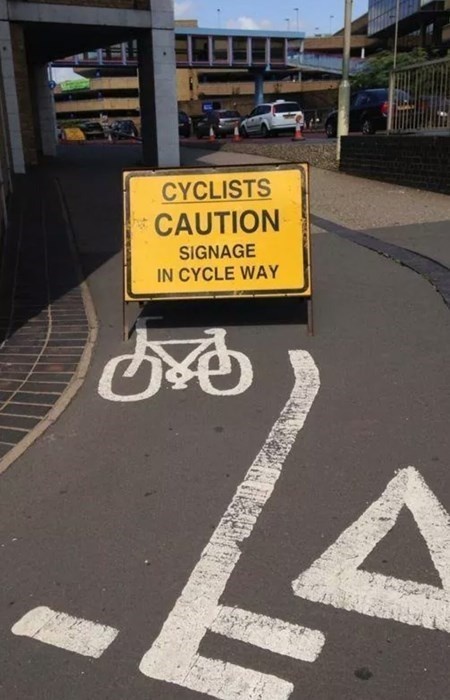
[130,297,309,333]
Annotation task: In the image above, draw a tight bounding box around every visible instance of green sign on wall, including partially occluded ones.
[60,78,91,92]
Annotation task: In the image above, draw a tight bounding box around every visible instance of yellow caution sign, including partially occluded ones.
[123,164,311,301]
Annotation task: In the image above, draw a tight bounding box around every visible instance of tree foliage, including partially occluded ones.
[351,49,429,89]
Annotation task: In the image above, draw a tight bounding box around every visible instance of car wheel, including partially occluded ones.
[325,121,336,138]
[239,125,249,138]
[260,123,269,138]
[361,118,375,135]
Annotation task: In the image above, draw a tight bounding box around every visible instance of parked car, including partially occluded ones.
[60,126,86,142]
[239,100,304,138]
[109,120,139,139]
[324,88,413,137]
[178,111,192,138]
[195,110,241,139]
[417,95,449,129]
[79,121,106,140]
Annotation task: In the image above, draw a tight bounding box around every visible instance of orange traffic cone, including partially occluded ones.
[292,121,304,141]
[208,126,216,142]
[232,124,241,142]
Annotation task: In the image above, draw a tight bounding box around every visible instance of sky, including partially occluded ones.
[54,0,369,83]
[175,0,369,35]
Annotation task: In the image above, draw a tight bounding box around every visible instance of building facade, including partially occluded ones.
[368,0,450,50]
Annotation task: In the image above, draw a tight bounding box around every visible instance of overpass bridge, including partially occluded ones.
[52,27,306,71]
[288,52,365,76]
[52,27,364,103]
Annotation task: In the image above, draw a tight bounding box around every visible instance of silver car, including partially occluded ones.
[196,110,241,139]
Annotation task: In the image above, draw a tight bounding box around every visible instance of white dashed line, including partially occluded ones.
[12,606,119,658]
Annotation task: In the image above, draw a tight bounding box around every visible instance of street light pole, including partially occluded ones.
[285,18,291,31]
[294,7,300,32]
[393,0,400,70]
[337,0,353,160]
[387,0,401,131]
[217,8,221,29]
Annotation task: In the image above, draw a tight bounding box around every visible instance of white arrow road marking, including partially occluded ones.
[12,606,119,658]
[293,466,450,633]
[139,350,321,700]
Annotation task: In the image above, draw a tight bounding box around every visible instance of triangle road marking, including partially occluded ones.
[292,467,450,633]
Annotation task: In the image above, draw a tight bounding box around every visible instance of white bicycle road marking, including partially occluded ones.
[98,323,253,401]
[12,607,118,658]
[139,350,322,700]
[293,466,450,633]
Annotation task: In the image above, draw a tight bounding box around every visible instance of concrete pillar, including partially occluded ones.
[420,23,427,48]
[138,0,179,167]
[432,19,443,48]
[0,20,25,174]
[254,71,264,106]
[34,64,57,157]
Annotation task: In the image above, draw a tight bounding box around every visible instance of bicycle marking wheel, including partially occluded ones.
[197,350,253,396]
[98,355,163,402]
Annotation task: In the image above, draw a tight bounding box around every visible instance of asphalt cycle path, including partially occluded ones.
[0,146,450,700]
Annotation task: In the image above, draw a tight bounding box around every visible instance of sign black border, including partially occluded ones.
[123,162,311,301]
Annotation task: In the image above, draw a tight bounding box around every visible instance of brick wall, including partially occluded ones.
[0,75,11,242]
[10,24,38,167]
[340,135,450,195]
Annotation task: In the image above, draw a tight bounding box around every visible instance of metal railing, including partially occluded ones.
[288,52,365,76]
[388,56,450,134]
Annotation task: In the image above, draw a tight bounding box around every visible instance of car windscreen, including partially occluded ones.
[366,90,388,101]
[394,90,411,102]
[218,111,240,118]
[273,103,300,113]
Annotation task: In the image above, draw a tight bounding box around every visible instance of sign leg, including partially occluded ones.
[307,297,314,337]
[123,301,129,342]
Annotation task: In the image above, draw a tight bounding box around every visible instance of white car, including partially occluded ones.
[240,100,304,138]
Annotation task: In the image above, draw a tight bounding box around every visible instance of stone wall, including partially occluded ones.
[340,135,450,195]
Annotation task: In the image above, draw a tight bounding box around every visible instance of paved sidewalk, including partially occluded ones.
[310,168,450,261]
[0,169,95,467]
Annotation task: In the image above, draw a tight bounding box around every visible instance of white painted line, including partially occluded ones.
[12,606,119,658]
[211,606,325,662]
[293,466,450,633]
[139,350,321,699]
[185,656,293,700]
